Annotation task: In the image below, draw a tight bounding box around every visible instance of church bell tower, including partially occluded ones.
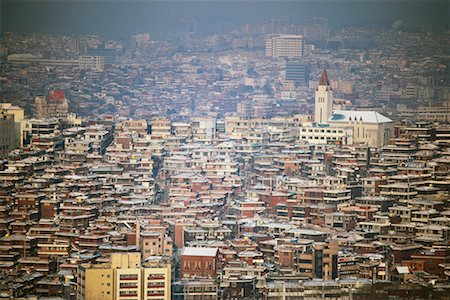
[314,67,333,124]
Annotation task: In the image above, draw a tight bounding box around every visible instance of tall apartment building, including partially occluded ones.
[86,47,117,65]
[0,112,16,157]
[285,59,309,86]
[78,253,171,300]
[79,55,105,70]
[265,35,304,58]
[0,103,24,156]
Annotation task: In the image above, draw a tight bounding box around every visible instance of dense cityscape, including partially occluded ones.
[0,1,449,299]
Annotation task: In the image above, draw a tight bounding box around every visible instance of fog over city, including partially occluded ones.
[2,0,448,37]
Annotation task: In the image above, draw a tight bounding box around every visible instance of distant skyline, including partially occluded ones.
[1,0,448,39]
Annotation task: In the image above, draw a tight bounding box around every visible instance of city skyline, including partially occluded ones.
[1,0,448,38]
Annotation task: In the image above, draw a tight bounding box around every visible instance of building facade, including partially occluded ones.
[265,35,304,58]
[0,103,25,156]
[77,253,171,300]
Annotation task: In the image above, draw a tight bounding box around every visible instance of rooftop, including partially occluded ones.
[329,110,392,124]
[181,247,218,257]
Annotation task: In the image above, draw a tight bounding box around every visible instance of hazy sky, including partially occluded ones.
[1,0,448,38]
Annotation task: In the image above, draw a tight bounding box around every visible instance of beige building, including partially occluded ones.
[414,101,450,122]
[224,115,300,139]
[0,103,25,156]
[79,55,105,70]
[141,231,173,258]
[78,253,171,300]
[298,123,353,145]
[0,112,16,157]
[328,110,393,147]
[117,119,148,135]
[151,117,171,139]
[265,34,304,58]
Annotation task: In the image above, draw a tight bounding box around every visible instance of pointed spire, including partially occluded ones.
[319,66,330,86]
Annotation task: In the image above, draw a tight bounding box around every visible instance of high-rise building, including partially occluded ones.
[77,253,171,300]
[86,47,117,66]
[79,55,105,70]
[314,67,333,124]
[0,112,16,158]
[265,35,304,58]
[0,103,24,155]
[285,59,309,86]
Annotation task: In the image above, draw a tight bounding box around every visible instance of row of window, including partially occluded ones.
[301,136,340,140]
[301,128,343,133]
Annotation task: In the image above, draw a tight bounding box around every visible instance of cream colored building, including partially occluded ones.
[0,103,25,156]
[141,231,173,258]
[298,123,353,145]
[224,115,300,138]
[265,34,304,58]
[413,101,450,122]
[0,112,16,157]
[328,110,393,147]
[78,253,171,300]
[79,55,105,70]
[151,117,171,139]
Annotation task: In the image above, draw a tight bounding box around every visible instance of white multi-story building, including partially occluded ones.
[265,34,304,58]
[192,117,216,142]
[298,124,353,145]
[79,55,105,70]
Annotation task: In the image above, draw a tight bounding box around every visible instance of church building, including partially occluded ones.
[309,67,393,147]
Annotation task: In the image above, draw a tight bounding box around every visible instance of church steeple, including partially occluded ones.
[314,66,334,124]
[319,66,330,86]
